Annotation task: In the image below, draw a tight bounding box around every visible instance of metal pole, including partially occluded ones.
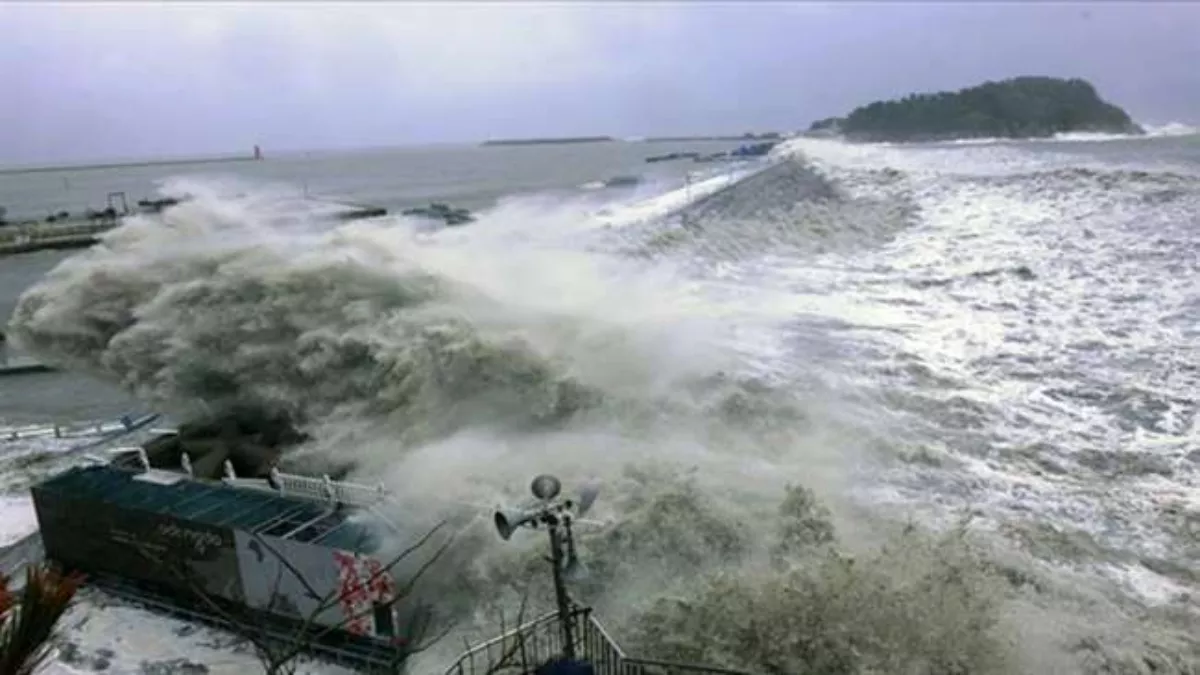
[547,518,576,660]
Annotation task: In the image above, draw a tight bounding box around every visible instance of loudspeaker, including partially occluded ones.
[563,550,589,582]
[494,508,539,541]
[576,481,601,516]
[531,474,562,501]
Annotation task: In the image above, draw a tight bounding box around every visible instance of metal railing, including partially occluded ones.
[0,221,115,245]
[621,657,757,675]
[442,608,756,675]
[1,412,162,444]
[443,609,603,675]
[219,468,390,509]
[277,471,389,507]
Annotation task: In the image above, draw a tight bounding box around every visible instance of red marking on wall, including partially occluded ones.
[332,550,398,636]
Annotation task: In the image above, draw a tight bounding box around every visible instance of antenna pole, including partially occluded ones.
[547,512,576,660]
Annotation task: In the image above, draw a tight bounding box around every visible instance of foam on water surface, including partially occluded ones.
[3,135,1199,672]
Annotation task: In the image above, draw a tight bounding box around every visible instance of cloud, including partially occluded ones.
[1,1,1198,163]
[11,2,679,98]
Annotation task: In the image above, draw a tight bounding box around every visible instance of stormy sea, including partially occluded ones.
[1,132,1197,674]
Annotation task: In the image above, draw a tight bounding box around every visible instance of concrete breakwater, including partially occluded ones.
[0,332,54,375]
[0,360,54,376]
[0,221,110,256]
[0,154,259,176]
[0,198,389,257]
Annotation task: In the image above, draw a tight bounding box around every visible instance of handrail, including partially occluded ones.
[219,468,391,510]
[621,657,758,675]
[442,607,759,675]
[2,412,159,442]
[442,610,565,675]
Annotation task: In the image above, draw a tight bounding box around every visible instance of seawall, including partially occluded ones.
[0,199,389,257]
[0,155,259,176]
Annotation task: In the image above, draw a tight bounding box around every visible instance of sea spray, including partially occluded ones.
[8,171,958,671]
[8,152,1198,673]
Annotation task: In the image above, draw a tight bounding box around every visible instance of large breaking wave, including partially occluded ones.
[8,151,1199,673]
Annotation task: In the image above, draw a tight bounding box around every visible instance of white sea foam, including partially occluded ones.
[5,134,1198,672]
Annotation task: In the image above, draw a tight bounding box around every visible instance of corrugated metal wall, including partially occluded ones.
[234,531,399,639]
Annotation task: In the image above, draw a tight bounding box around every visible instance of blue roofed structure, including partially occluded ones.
[34,464,382,554]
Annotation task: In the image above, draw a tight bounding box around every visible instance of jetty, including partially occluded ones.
[0,149,262,176]
[481,136,615,146]
[0,358,54,376]
[0,194,389,257]
[641,132,782,143]
[0,333,54,375]
[0,221,110,256]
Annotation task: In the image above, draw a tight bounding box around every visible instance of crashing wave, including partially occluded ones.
[8,160,1198,673]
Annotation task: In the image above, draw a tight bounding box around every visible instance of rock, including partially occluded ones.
[1034,455,1070,475]
[646,152,699,163]
[139,658,209,675]
[135,197,182,214]
[58,642,86,666]
[1077,449,1173,478]
[603,175,641,188]
[401,202,475,226]
[58,642,116,671]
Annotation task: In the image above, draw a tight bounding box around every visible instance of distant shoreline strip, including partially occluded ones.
[481,136,616,146]
[0,155,260,176]
[480,135,778,146]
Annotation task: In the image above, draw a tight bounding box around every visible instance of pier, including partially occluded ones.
[0,196,389,257]
[0,359,54,376]
[481,136,615,146]
[0,221,108,256]
[0,333,54,375]
[0,154,260,176]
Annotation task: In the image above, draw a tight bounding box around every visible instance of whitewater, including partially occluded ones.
[2,134,1198,674]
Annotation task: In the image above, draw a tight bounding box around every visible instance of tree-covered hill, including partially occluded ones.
[809,77,1143,142]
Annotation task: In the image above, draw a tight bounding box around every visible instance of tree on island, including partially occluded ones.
[809,76,1143,142]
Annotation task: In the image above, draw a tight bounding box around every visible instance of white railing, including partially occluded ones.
[215,466,389,510]
[2,412,162,443]
[277,471,389,507]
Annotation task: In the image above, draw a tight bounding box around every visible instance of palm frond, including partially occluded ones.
[0,564,85,675]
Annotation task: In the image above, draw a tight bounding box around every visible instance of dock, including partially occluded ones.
[0,336,55,375]
[0,359,54,376]
[0,154,260,177]
[0,221,108,256]
[0,197,389,257]
[481,136,615,146]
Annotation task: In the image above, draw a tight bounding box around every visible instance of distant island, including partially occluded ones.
[808,76,1143,142]
[481,136,615,147]
[643,132,782,143]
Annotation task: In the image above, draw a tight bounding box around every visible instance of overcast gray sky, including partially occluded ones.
[2,1,1197,164]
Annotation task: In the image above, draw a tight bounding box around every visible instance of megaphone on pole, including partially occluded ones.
[493,508,539,541]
